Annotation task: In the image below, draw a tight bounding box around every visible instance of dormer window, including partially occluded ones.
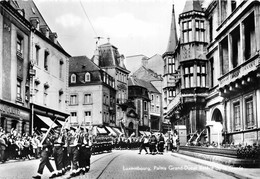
[71,74,76,83]
[85,72,91,82]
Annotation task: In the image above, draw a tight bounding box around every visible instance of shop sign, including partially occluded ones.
[0,104,21,116]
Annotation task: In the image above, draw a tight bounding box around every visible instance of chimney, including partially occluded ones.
[49,32,58,44]
[40,25,49,38]
[30,17,39,30]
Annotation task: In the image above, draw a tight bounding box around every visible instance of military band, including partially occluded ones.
[32,125,92,179]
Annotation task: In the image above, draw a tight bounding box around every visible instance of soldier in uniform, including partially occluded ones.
[52,126,65,177]
[62,128,69,174]
[67,127,80,177]
[78,127,92,174]
[32,130,56,179]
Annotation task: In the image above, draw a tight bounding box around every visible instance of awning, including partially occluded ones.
[97,127,107,134]
[56,120,65,126]
[36,114,57,128]
[105,126,117,136]
[112,127,123,136]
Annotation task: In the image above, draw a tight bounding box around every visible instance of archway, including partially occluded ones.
[208,108,223,146]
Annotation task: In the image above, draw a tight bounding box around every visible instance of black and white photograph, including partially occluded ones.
[0,0,260,178]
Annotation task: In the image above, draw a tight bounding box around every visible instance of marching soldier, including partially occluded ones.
[67,127,80,177]
[52,126,65,177]
[32,129,57,179]
[78,127,92,174]
[62,128,69,174]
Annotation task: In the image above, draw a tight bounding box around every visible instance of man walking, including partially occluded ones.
[32,130,56,179]
[138,134,148,154]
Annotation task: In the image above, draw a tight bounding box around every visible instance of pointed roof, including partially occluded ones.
[69,56,100,73]
[128,76,159,94]
[182,0,202,13]
[166,4,178,53]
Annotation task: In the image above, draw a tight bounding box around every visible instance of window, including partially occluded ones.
[183,20,192,43]
[85,72,91,82]
[70,112,78,123]
[231,26,240,68]
[151,104,155,112]
[151,94,154,103]
[17,79,22,100]
[85,111,91,117]
[70,94,78,105]
[44,50,49,71]
[35,45,40,65]
[17,35,23,56]
[233,102,241,131]
[167,57,175,74]
[43,88,48,106]
[244,12,256,60]
[156,95,159,104]
[71,74,76,83]
[156,106,160,113]
[144,101,147,111]
[209,58,215,88]
[209,17,213,42]
[245,97,254,128]
[197,65,206,87]
[184,66,194,88]
[84,94,92,104]
[169,88,176,97]
[59,60,63,79]
[195,20,205,42]
[220,37,229,75]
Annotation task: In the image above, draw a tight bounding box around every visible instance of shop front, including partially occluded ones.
[0,100,30,134]
[31,103,69,134]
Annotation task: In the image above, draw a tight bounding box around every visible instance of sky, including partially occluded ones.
[33,0,187,58]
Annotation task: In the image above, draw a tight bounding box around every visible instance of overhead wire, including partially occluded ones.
[79,0,98,37]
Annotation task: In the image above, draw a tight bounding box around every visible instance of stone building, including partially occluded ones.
[164,0,260,145]
[11,0,70,133]
[68,56,116,132]
[206,0,260,145]
[94,42,130,128]
[164,1,208,141]
[0,1,31,134]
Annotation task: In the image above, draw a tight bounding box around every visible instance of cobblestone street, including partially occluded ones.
[0,150,236,179]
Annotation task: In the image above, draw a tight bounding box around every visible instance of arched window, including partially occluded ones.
[85,72,91,82]
[71,74,76,83]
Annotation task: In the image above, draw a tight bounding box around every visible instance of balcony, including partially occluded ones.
[219,53,260,96]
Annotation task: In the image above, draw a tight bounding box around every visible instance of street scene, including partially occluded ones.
[1,0,260,179]
[0,150,237,179]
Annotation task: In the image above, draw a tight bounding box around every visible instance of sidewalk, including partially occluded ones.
[171,152,260,179]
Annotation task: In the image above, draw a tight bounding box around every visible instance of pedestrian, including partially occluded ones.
[138,135,148,154]
[0,131,7,163]
[149,134,157,155]
[157,133,165,154]
[32,129,57,179]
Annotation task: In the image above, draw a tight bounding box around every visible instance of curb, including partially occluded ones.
[171,152,254,179]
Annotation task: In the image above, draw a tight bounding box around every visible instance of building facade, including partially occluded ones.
[95,42,130,128]
[164,0,260,146]
[68,56,116,130]
[0,1,31,134]
[206,0,260,145]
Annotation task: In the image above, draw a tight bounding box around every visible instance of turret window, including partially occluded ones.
[184,66,194,88]
[183,20,192,43]
[195,20,205,42]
